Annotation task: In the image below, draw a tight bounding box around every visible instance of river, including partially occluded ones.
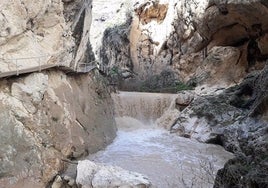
[89,91,233,188]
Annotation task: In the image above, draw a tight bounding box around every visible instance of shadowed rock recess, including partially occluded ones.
[0,0,268,187]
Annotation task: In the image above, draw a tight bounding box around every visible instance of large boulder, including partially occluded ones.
[76,160,152,188]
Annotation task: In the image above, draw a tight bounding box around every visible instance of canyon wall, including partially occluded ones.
[0,0,117,187]
[99,0,268,90]
[0,71,117,188]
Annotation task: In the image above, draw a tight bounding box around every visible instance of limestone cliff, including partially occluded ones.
[98,0,268,91]
[0,0,94,72]
[0,0,117,187]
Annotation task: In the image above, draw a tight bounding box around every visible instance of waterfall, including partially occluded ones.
[89,91,234,188]
[112,91,177,124]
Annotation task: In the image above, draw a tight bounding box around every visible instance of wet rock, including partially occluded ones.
[212,65,268,187]
[171,90,245,142]
[156,108,180,130]
[170,66,268,187]
[155,91,194,130]
[76,160,152,188]
[214,119,268,188]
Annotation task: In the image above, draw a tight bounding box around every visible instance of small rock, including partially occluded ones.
[68,178,75,186]
[64,175,72,181]
[52,175,63,188]
[175,92,194,106]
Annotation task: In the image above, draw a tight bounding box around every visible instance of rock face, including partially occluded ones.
[0,0,116,187]
[76,160,152,188]
[0,0,94,72]
[214,119,268,188]
[213,65,268,188]
[0,71,117,187]
[97,0,268,91]
[170,65,268,187]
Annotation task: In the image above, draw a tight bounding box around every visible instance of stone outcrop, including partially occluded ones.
[76,160,152,188]
[0,71,117,187]
[213,65,268,188]
[155,91,194,130]
[169,65,268,187]
[136,1,168,25]
[213,118,268,188]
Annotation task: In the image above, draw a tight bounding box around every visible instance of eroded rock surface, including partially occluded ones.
[1,0,268,187]
[0,1,113,186]
[0,71,117,187]
[97,0,268,91]
[170,65,268,187]
[0,0,94,72]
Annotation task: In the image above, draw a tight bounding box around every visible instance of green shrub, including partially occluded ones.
[175,82,194,91]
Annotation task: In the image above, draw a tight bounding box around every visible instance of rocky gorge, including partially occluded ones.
[96,0,268,186]
[0,0,267,188]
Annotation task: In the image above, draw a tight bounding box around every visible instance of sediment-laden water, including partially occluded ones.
[89,92,233,188]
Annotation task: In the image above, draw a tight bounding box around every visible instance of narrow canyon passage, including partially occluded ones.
[89,92,233,188]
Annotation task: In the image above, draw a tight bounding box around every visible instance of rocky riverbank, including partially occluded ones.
[169,65,268,187]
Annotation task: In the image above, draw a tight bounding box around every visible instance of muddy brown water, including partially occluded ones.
[89,92,233,188]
